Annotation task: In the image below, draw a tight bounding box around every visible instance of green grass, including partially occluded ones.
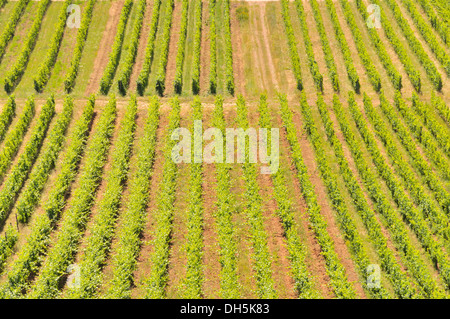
[9,2,62,97]
[0,0,38,98]
[0,2,16,31]
[180,0,197,96]
[45,0,88,96]
[239,4,260,98]
[71,1,111,98]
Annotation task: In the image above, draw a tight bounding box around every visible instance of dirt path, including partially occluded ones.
[201,163,222,298]
[128,0,155,93]
[258,3,279,92]
[230,3,246,96]
[163,0,182,96]
[200,105,221,298]
[85,1,124,96]
[250,4,265,92]
[199,0,210,95]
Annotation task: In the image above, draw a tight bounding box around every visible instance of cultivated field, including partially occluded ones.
[0,0,449,299]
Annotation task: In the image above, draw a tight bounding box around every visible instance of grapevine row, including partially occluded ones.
[236,95,276,298]
[364,93,449,236]
[155,0,175,96]
[333,93,444,298]
[14,98,74,224]
[318,95,417,298]
[349,93,450,293]
[398,0,450,74]
[411,93,450,159]
[144,97,180,299]
[430,0,450,25]
[354,0,420,92]
[211,95,240,298]
[104,97,159,299]
[136,0,162,96]
[280,0,303,91]
[258,94,319,298]
[0,98,95,299]
[99,0,133,95]
[182,97,204,298]
[191,0,203,95]
[372,0,442,90]
[0,226,18,275]
[0,0,29,63]
[173,0,190,94]
[33,0,70,93]
[431,92,450,127]
[68,96,138,299]
[209,0,217,93]
[388,93,450,210]
[117,0,147,96]
[293,0,323,92]
[223,0,234,95]
[310,0,340,92]
[3,0,49,93]
[301,93,390,298]
[107,102,158,295]
[348,0,402,90]
[393,92,450,181]
[64,0,97,93]
[27,96,117,299]
[0,96,57,227]
[0,96,15,143]
[278,93,357,298]
[323,0,360,93]
[0,97,35,181]
[337,0,381,92]
[415,0,449,45]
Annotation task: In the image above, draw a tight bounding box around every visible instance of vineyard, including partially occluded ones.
[0,0,450,300]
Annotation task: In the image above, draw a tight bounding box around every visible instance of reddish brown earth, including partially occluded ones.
[85,1,124,95]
